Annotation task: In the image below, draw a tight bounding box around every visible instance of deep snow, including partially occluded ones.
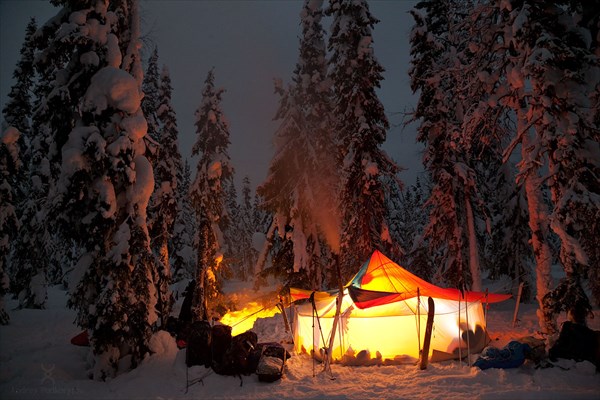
[0,284,599,400]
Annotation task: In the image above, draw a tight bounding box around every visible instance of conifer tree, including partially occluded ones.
[485,163,533,301]
[523,0,599,322]
[147,65,182,327]
[2,17,36,157]
[257,0,336,289]
[25,7,79,288]
[189,69,234,321]
[9,13,75,308]
[253,190,271,234]
[0,126,21,324]
[328,0,401,281]
[237,176,258,280]
[51,0,157,379]
[172,160,195,281]
[223,178,240,277]
[141,46,160,164]
[464,0,598,333]
[2,17,50,308]
[390,177,432,280]
[409,0,491,291]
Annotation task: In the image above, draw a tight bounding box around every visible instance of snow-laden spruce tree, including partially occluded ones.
[521,0,599,323]
[2,17,50,308]
[236,176,258,280]
[257,0,337,289]
[458,0,562,304]
[0,126,21,324]
[171,160,195,281]
[2,17,36,156]
[409,0,487,291]
[189,69,234,321]
[223,178,240,278]
[389,177,433,281]
[453,0,598,333]
[9,9,78,306]
[141,46,160,164]
[327,0,402,281]
[147,65,182,328]
[51,0,157,380]
[26,7,81,288]
[580,0,600,306]
[485,163,534,301]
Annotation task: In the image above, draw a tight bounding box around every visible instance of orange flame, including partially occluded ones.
[220,302,281,336]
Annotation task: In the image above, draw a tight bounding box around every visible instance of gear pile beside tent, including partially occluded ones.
[291,250,511,365]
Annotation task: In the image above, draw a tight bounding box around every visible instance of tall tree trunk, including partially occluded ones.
[192,221,210,322]
[519,115,556,336]
[465,195,482,291]
[156,237,171,327]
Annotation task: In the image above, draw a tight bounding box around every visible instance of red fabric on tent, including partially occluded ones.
[70,330,90,346]
[348,250,511,309]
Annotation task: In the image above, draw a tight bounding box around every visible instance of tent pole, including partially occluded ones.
[323,253,342,378]
[484,288,489,327]
[458,294,462,367]
[465,297,471,366]
[288,294,295,344]
[311,291,316,378]
[417,288,421,357]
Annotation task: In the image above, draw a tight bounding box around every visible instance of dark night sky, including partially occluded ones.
[0,0,423,191]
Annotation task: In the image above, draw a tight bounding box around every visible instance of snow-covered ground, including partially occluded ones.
[1,285,598,400]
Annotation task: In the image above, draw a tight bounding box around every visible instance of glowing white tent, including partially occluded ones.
[292,251,510,364]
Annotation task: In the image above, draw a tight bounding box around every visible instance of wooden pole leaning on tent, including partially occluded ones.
[512,282,524,328]
[277,295,295,345]
[419,297,435,370]
[277,296,291,332]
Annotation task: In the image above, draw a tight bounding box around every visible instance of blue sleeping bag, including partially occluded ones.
[473,341,531,370]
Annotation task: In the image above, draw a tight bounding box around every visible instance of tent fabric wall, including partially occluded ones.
[292,250,507,363]
[293,291,489,362]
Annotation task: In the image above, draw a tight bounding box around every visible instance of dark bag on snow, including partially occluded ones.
[256,343,288,382]
[213,330,258,376]
[473,341,531,370]
[549,321,600,369]
[248,342,291,374]
[211,324,232,368]
[186,320,212,368]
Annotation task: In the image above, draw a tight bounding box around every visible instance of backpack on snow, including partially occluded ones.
[256,343,289,382]
[186,320,212,368]
[211,324,232,369]
[213,330,258,376]
[549,321,600,369]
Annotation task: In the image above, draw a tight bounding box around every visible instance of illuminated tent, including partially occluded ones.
[292,250,511,364]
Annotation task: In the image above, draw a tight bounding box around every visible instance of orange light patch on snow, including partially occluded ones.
[220,301,281,336]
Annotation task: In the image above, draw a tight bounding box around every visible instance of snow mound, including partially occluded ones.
[148,330,178,358]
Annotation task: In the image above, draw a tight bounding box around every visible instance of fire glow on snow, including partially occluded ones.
[220,302,281,336]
